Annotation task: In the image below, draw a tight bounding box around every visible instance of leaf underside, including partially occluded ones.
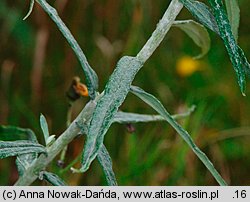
[74,122,117,186]
[130,85,227,186]
[208,0,249,95]
[97,145,118,186]
[173,20,211,59]
[179,0,219,34]
[78,56,142,172]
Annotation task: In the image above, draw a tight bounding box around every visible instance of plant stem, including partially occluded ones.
[137,0,183,64]
[15,0,183,185]
[59,103,73,163]
[14,101,97,186]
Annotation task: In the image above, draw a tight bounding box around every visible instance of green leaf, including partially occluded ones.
[114,112,164,124]
[23,0,35,20]
[208,0,247,95]
[97,145,118,186]
[114,106,195,124]
[225,0,240,41]
[0,125,37,142]
[130,85,227,186]
[40,114,56,146]
[73,122,117,185]
[173,20,211,59]
[0,140,46,159]
[16,153,38,176]
[36,0,98,99]
[0,125,39,175]
[46,135,56,146]
[74,56,142,172]
[40,114,50,144]
[179,0,219,34]
[40,171,66,186]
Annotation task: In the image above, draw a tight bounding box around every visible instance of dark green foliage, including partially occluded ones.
[179,0,219,33]
[0,140,46,159]
[79,56,142,172]
[208,0,249,95]
[0,125,37,142]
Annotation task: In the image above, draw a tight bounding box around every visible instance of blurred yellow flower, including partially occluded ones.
[176,56,201,77]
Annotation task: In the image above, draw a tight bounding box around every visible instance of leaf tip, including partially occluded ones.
[70,167,83,174]
[23,0,35,21]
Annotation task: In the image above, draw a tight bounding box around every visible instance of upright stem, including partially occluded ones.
[137,0,183,64]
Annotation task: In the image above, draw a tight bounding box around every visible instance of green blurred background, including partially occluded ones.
[1,0,250,185]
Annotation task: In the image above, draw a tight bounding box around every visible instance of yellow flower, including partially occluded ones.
[176,56,201,77]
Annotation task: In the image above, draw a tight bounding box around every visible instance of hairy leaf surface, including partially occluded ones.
[114,106,195,124]
[97,145,118,186]
[0,141,46,159]
[208,0,247,95]
[41,171,66,186]
[130,85,227,186]
[79,56,142,172]
[0,125,39,176]
[179,0,219,34]
[73,122,117,185]
[173,20,210,58]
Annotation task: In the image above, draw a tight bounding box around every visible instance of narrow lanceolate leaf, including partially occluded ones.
[23,0,35,20]
[75,56,142,172]
[173,20,211,59]
[0,141,46,159]
[0,125,39,175]
[40,114,50,144]
[114,112,164,124]
[208,0,246,95]
[130,86,227,186]
[36,0,98,99]
[0,125,37,142]
[74,122,117,185]
[114,106,195,124]
[225,0,240,41]
[179,0,219,34]
[16,153,38,176]
[97,145,118,186]
[41,171,66,186]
